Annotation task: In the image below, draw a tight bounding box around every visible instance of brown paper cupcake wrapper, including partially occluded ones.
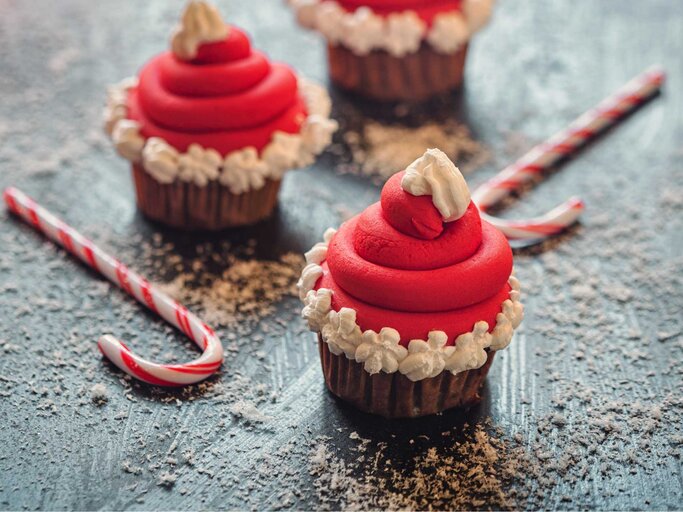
[327,42,468,102]
[132,164,281,230]
[318,335,495,418]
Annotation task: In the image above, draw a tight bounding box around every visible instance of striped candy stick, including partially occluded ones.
[3,187,224,387]
[474,66,666,240]
[480,196,585,241]
[484,197,585,241]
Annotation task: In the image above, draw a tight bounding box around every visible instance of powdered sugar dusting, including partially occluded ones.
[307,424,526,509]
[337,120,491,182]
[157,252,303,332]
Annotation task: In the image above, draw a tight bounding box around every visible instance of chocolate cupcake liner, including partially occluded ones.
[132,164,281,230]
[327,42,468,102]
[318,335,495,418]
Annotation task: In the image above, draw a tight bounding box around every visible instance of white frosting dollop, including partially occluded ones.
[304,242,328,265]
[490,298,524,350]
[316,1,346,45]
[322,308,363,358]
[300,79,333,118]
[262,132,303,179]
[445,321,490,374]
[289,0,494,56]
[340,7,385,56]
[177,143,222,186]
[171,1,229,61]
[296,228,338,301]
[220,147,268,194]
[384,11,425,57]
[399,331,454,381]
[103,77,137,136]
[426,12,470,54]
[142,138,180,184]
[401,148,471,222]
[300,116,338,155]
[355,328,407,374]
[112,120,144,162]
[323,227,337,244]
[104,78,337,193]
[298,230,524,381]
[297,262,324,301]
[302,288,333,332]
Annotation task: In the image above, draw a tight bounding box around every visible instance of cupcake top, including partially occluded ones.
[104,1,337,193]
[289,0,494,57]
[298,149,523,381]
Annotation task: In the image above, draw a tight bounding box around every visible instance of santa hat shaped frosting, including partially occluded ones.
[171,1,230,60]
[298,149,523,380]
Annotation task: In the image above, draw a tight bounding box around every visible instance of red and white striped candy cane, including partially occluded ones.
[474,66,665,241]
[3,187,224,387]
[484,197,585,240]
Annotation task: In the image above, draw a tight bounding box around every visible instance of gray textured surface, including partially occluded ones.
[1,0,682,510]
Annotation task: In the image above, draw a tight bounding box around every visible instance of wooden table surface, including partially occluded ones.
[1,1,682,510]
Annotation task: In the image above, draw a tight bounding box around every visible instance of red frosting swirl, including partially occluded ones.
[335,0,463,24]
[126,26,307,155]
[315,170,514,346]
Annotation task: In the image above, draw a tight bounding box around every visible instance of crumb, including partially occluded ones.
[229,400,272,424]
[341,120,490,181]
[90,383,109,405]
[156,471,177,488]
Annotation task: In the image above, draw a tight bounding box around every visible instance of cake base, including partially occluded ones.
[132,164,281,230]
[318,336,495,418]
[327,43,468,102]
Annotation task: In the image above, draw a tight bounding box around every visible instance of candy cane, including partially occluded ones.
[483,197,585,240]
[3,187,224,387]
[474,66,665,241]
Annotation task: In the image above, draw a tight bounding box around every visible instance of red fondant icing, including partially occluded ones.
[137,58,298,132]
[328,217,511,311]
[189,27,251,64]
[125,24,307,156]
[335,0,462,24]
[380,172,444,239]
[127,89,306,154]
[318,270,511,346]
[354,202,482,270]
[159,51,271,97]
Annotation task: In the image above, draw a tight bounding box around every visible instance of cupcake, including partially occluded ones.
[104,1,337,230]
[289,0,494,101]
[298,149,523,418]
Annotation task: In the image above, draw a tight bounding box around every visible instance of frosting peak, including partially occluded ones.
[401,148,471,222]
[171,1,229,60]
